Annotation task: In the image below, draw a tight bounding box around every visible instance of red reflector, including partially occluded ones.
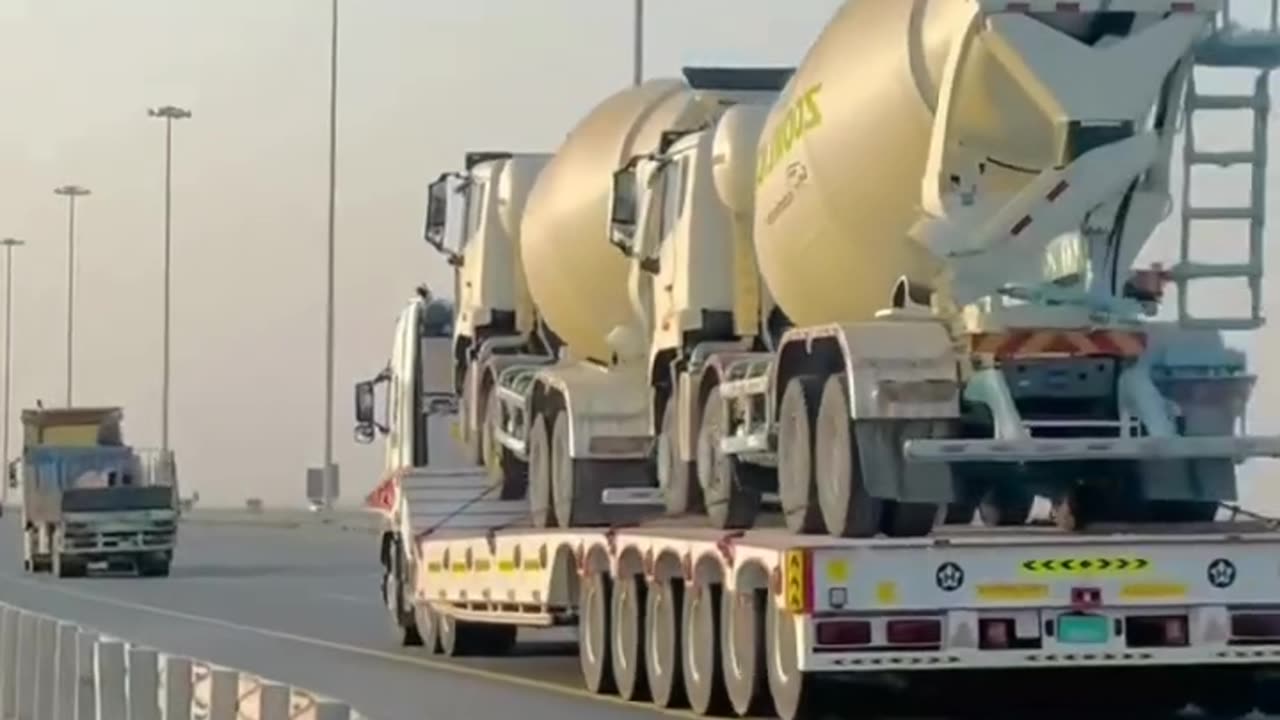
[1125,615,1189,648]
[1170,1,1196,11]
[1010,215,1033,236]
[886,618,943,646]
[1231,612,1280,640]
[815,619,871,646]
[1071,586,1102,608]
[1056,1,1081,10]
[980,619,1012,649]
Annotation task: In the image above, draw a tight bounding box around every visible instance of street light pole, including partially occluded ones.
[323,0,339,510]
[633,0,644,86]
[0,237,24,509]
[148,105,192,454]
[53,185,90,407]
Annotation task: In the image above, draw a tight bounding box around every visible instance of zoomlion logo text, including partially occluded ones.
[756,83,824,187]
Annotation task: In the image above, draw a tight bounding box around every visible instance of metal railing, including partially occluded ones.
[0,602,366,720]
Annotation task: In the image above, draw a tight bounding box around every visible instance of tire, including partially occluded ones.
[137,555,170,578]
[385,539,423,647]
[485,387,527,501]
[658,399,703,516]
[527,415,556,528]
[414,603,441,654]
[977,485,1034,527]
[777,375,826,534]
[645,578,687,709]
[697,386,762,530]
[438,612,475,657]
[721,587,770,717]
[682,581,730,716]
[579,571,615,695]
[815,374,882,538]
[551,412,578,528]
[766,592,815,720]
[611,575,649,702]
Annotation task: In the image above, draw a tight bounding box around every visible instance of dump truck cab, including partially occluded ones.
[19,407,179,578]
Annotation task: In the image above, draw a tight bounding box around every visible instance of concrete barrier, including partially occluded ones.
[0,602,366,720]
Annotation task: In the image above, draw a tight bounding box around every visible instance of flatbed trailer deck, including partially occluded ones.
[374,469,1280,719]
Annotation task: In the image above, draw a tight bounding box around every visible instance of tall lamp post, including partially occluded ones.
[633,0,644,86]
[147,105,192,454]
[0,237,24,509]
[322,0,339,510]
[53,185,90,407]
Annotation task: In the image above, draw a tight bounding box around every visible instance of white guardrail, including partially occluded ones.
[0,603,366,720]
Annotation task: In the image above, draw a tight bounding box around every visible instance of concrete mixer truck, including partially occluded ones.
[475,0,1280,538]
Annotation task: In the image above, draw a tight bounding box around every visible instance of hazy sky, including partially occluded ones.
[3,1,1279,512]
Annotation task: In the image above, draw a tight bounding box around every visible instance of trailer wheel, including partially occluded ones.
[722,587,770,717]
[658,399,703,516]
[778,375,827,534]
[414,602,441,654]
[611,574,649,702]
[579,570,616,695]
[815,375,882,538]
[438,612,484,657]
[766,592,814,720]
[682,581,730,715]
[698,386,762,530]
[645,578,687,709]
[527,414,556,528]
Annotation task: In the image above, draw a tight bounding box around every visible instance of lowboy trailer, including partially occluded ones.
[370,465,1280,719]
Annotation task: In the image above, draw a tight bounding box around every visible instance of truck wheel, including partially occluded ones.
[697,386,762,530]
[610,574,649,702]
[777,375,826,534]
[815,374,882,538]
[137,553,171,578]
[53,553,86,579]
[414,603,441,654]
[721,587,770,717]
[485,388,527,501]
[682,581,729,716]
[977,485,1034,527]
[645,578,687,709]
[579,570,615,695]
[766,592,815,720]
[385,540,423,647]
[526,415,556,528]
[658,399,703,516]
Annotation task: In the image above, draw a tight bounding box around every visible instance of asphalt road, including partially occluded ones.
[0,513,673,720]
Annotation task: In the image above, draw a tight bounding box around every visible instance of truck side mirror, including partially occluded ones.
[608,167,639,255]
[424,176,450,249]
[355,381,377,425]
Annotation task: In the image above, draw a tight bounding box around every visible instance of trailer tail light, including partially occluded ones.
[1230,612,1280,643]
[885,618,943,648]
[1125,615,1189,648]
[815,619,871,647]
[980,618,1012,649]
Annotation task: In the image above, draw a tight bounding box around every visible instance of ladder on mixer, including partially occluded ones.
[1174,0,1280,330]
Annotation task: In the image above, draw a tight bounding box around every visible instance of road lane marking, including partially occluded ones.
[1,572,695,719]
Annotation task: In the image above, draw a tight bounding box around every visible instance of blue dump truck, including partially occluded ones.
[14,407,179,578]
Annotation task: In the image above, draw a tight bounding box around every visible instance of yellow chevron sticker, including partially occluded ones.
[1020,557,1150,575]
[784,550,807,613]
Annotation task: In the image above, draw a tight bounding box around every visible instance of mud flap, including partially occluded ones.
[855,420,956,503]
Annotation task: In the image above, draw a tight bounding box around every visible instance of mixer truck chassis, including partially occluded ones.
[375,469,1280,719]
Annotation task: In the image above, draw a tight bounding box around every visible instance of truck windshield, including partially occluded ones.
[27,447,135,491]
